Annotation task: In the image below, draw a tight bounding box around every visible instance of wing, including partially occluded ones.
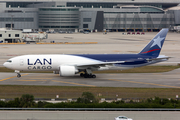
[76,61,125,67]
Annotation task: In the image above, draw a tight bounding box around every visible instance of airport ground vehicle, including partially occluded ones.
[114,116,133,120]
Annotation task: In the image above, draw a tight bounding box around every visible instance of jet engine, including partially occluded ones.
[59,65,78,76]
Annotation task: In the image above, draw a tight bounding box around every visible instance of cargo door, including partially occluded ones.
[20,59,24,66]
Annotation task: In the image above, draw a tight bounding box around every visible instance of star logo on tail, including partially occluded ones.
[150,36,165,48]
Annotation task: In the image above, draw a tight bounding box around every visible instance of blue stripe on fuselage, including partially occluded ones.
[72,54,154,65]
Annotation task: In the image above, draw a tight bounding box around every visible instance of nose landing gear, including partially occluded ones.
[15,70,21,78]
[17,73,21,78]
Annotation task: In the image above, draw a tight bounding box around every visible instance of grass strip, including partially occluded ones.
[0,85,179,99]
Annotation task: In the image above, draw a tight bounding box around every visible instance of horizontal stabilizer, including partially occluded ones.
[146,55,171,61]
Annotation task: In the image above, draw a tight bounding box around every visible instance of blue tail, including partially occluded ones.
[139,28,169,57]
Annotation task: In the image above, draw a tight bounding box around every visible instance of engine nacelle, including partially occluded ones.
[59,65,78,76]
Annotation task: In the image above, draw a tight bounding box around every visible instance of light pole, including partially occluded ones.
[11,15,14,30]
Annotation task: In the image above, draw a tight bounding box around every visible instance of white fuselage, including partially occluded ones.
[3,54,168,72]
[3,54,104,71]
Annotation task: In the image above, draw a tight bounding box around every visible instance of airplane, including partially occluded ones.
[3,28,170,78]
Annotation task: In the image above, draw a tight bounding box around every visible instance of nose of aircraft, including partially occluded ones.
[3,62,8,67]
[3,62,11,69]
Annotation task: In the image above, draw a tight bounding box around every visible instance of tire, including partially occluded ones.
[17,74,21,78]
[84,74,88,78]
[92,75,96,78]
[80,73,84,77]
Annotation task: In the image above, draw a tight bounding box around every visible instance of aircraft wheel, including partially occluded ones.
[92,75,96,78]
[84,74,91,78]
[89,74,93,78]
[80,73,84,77]
[17,74,21,78]
[84,74,88,78]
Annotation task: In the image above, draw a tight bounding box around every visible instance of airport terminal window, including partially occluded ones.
[154,24,159,28]
[83,18,91,22]
[109,18,115,21]
[120,24,125,27]
[6,24,14,28]
[67,3,116,8]
[170,18,175,21]
[6,2,42,8]
[133,18,140,21]
[40,22,79,24]
[39,26,78,28]
[109,24,113,27]
[83,24,88,28]
[39,8,79,11]
[25,18,34,22]
[140,7,164,13]
[161,18,167,21]
[104,24,107,27]
[147,24,152,28]
[126,24,131,28]
[39,19,79,21]
[104,18,109,21]
[5,18,12,21]
[126,18,133,21]
[147,18,151,21]
[160,24,167,28]
[15,34,19,37]
[135,24,142,27]
[57,5,65,7]
[0,18,33,22]
[153,18,161,21]
[0,18,4,21]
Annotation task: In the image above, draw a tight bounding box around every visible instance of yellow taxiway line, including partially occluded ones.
[25,78,52,79]
[108,79,180,88]
[15,80,47,82]
[0,74,29,82]
[52,80,96,87]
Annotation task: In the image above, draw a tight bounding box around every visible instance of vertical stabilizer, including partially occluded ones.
[139,28,169,57]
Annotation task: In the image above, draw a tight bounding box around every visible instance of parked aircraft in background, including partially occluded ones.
[3,28,170,78]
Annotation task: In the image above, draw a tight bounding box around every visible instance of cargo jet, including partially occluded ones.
[3,28,170,78]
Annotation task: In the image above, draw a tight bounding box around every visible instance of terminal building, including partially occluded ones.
[0,0,179,32]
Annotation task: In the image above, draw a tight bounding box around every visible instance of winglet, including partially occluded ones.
[139,28,169,57]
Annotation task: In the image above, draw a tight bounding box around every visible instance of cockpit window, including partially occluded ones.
[7,60,12,63]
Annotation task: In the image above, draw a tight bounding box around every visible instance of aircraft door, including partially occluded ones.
[20,59,24,66]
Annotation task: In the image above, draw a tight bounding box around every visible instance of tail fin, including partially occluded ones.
[139,28,169,57]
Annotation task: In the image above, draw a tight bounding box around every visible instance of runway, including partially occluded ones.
[0,68,180,88]
[0,111,180,120]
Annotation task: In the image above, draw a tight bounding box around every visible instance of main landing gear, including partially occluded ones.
[15,70,21,78]
[80,69,96,78]
[80,73,96,78]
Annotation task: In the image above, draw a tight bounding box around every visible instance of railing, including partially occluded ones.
[0,108,180,111]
